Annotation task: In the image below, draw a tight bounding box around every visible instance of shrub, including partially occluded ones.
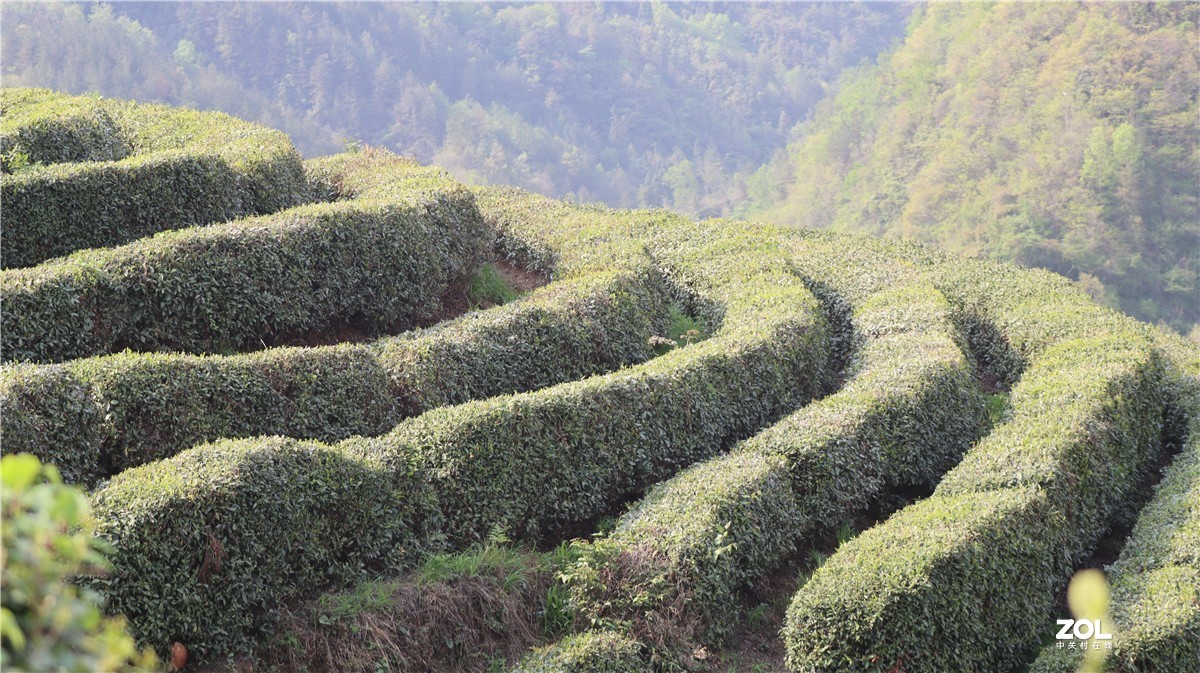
[376,267,670,414]
[1029,424,1199,672]
[564,451,799,655]
[392,277,828,546]
[784,486,1055,673]
[0,454,156,671]
[0,364,101,485]
[84,197,830,661]
[1,267,670,482]
[1026,646,1083,673]
[565,284,986,652]
[1,150,489,363]
[0,88,307,268]
[469,186,676,278]
[93,320,829,660]
[1106,423,1199,670]
[87,436,437,661]
[0,89,127,168]
[10,97,1198,673]
[783,332,1166,672]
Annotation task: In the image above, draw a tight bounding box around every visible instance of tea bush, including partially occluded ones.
[1,88,306,268]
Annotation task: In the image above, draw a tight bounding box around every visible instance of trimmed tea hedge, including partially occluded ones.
[1101,433,1200,670]
[565,451,798,654]
[0,363,100,485]
[783,331,1166,672]
[84,199,831,658]
[377,268,669,413]
[934,333,1166,531]
[1,150,489,363]
[1,88,307,268]
[0,88,126,167]
[88,436,437,661]
[0,267,670,483]
[786,486,1056,672]
[1029,412,1199,673]
[86,304,826,656]
[565,284,987,650]
[392,278,827,546]
[512,632,651,673]
[470,187,661,278]
[0,346,389,486]
[926,259,1140,386]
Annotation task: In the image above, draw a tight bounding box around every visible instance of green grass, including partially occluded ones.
[313,580,397,625]
[652,304,709,355]
[795,521,858,593]
[308,540,583,640]
[467,263,522,308]
[986,392,1010,426]
[835,521,856,546]
[745,602,771,628]
[415,542,537,589]
[542,541,582,638]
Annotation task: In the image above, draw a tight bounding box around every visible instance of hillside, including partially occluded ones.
[3,90,1198,673]
[760,2,1199,335]
[0,1,908,215]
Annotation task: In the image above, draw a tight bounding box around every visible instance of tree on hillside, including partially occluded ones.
[761,2,1199,334]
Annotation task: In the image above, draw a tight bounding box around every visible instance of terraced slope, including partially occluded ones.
[1,92,1195,673]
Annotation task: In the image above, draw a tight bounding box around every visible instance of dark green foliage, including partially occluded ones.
[783,332,1167,672]
[1026,647,1081,673]
[86,290,825,658]
[380,269,671,414]
[81,191,829,661]
[0,89,308,268]
[0,268,670,482]
[390,281,828,546]
[1,149,489,363]
[0,88,127,167]
[513,632,651,673]
[236,347,399,447]
[0,364,100,485]
[565,284,987,654]
[7,89,1190,671]
[88,436,438,661]
[785,487,1056,673]
[3,153,241,268]
[776,231,1196,673]
[1106,422,1199,670]
[0,348,391,484]
[79,347,394,476]
[936,334,1166,536]
[1029,429,1200,672]
[565,451,798,654]
[467,263,523,308]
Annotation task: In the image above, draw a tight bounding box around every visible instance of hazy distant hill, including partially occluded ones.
[759,2,1199,334]
[0,1,908,215]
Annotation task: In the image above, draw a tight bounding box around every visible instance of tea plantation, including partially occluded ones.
[2,90,1196,673]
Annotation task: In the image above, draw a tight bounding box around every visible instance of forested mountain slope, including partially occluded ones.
[0,1,908,215]
[761,2,1199,334]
